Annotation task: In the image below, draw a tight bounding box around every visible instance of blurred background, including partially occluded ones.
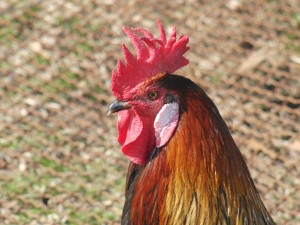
[0,0,299,224]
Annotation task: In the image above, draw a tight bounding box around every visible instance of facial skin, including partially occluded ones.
[109,81,179,118]
[108,77,180,164]
[127,86,178,116]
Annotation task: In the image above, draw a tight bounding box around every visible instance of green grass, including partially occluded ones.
[210,70,226,85]
[44,76,77,93]
[87,23,101,32]
[56,17,80,31]
[65,71,80,80]
[0,138,21,149]
[3,179,23,194]
[0,15,19,43]
[291,13,300,27]
[0,3,42,43]
[285,33,300,54]
[19,213,30,223]
[39,157,68,172]
[79,42,93,52]
[35,54,51,65]
[23,5,42,20]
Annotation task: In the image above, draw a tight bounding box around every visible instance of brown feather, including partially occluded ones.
[121,74,275,225]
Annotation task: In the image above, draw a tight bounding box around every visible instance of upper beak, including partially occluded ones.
[107,100,131,116]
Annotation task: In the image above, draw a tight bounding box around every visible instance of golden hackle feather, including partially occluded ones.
[122,74,275,225]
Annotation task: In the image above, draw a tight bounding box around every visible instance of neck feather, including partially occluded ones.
[162,86,274,224]
[125,76,275,225]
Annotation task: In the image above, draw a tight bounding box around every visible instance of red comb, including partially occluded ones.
[111,20,190,100]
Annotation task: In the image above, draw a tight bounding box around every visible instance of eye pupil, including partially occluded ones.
[148,92,158,100]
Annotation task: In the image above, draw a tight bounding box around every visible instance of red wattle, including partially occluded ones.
[117,110,155,164]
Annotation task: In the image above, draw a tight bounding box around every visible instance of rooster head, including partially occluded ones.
[108,20,190,164]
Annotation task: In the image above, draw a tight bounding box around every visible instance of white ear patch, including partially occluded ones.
[154,102,179,148]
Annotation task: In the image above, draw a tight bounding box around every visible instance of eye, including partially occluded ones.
[148,91,159,100]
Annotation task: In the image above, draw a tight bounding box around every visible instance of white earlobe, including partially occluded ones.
[154,102,179,148]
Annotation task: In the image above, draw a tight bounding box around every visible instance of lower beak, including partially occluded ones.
[107,100,131,116]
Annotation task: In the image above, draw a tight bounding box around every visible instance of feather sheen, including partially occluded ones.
[121,74,275,225]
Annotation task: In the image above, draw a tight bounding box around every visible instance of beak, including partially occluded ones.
[107,100,131,116]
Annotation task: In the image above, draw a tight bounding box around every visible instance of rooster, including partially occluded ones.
[108,20,276,225]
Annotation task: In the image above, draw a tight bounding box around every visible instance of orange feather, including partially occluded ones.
[121,73,275,225]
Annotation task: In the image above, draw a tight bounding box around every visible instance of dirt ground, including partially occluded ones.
[0,0,299,224]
